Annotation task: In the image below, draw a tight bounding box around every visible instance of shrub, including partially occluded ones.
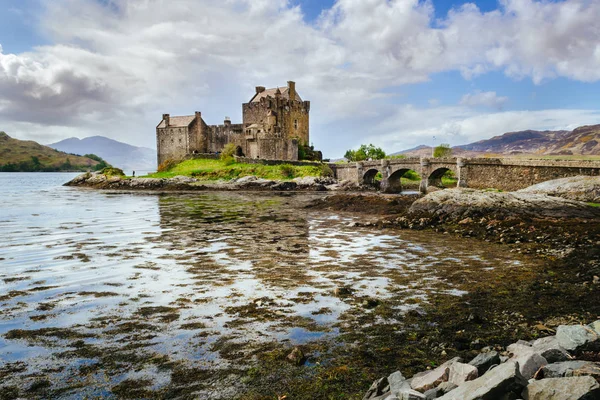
[157,159,177,172]
[279,164,295,179]
[99,167,125,177]
[433,144,452,158]
[222,156,235,166]
[403,170,420,181]
[221,143,237,161]
[320,163,334,177]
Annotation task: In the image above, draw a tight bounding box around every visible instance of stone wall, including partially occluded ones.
[156,126,190,165]
[461,159,600,190]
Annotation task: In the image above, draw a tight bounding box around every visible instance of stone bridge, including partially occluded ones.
[330,157,600,193]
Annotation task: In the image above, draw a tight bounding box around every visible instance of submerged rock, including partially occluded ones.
[408,189,600,220]
[518,175,600,203]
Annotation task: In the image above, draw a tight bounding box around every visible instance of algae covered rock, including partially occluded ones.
[408,188,600,220]
[519,175,600,203]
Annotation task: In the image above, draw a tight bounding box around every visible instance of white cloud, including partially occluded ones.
[460,91,508,110]
[0,0,599,157]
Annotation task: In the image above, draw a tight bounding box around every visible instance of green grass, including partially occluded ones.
[587,202,600,208]
[145,159,331,181]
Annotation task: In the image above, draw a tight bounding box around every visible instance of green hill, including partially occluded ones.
[0,131,103,172]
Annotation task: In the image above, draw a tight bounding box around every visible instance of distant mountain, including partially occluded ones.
[48,136,156,172]
[0,132,100,171]
[398,124,600,157]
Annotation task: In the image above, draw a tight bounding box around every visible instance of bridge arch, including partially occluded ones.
[362,168,381,187]
[427,167,458,188]
[384,168,421,193]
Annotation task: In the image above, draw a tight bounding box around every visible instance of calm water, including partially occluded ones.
[0,173,535,398]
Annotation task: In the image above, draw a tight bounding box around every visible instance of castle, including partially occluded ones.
[156,81,311,165]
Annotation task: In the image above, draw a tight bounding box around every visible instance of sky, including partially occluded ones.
[1,0,600,158]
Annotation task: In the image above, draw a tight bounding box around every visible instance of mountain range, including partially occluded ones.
[48,136,156,173]
[396,124,600,157]
[0,132,101,171]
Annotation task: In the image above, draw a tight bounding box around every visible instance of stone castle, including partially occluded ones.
[156,81,310,165]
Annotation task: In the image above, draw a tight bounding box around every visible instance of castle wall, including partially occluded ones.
[156,127,190,165]
[205,123,244,153]
[282,101,309,145]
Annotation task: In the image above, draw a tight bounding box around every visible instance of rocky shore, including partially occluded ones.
[64,171,360,191]
[363,320,600,399]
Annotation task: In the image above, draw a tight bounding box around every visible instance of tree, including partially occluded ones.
[344,144,386,162]
[433,143,452,158]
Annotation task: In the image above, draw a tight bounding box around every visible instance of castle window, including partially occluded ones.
[179,138,182,143]
[294,119,298,130]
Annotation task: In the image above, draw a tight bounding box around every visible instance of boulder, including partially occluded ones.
[423,382,459,400]
[522,376,600,400]
[589,320,600,335]
[364,377,389,400]
[469,351,501,376]
[511,352,547,379]
[518,176,600,203]
[410,366,450,392]
[530,336,571,363]
[448,362,478,385]
[270,181,297,191]
[437,361,528,400]
[408,189,600,220]
[556,325,600,353]
[539,361,600,380]
[388,372,423,399]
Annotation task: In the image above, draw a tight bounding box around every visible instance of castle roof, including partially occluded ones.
[250,87,302,103]
[157,115,195,128]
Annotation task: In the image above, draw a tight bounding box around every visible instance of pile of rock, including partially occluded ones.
[518,175,600,203]
[363,321,600,399]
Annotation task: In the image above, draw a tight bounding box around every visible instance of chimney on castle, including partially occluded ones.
[255,86,265,94]
[195,111,202,124]
[162,114,170,127]
[287,81,296,101]
[224,116,231,127]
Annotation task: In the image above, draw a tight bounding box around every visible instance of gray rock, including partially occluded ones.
[530,336,571,363]
[408,189,600,220]
[364,377,390,400]
[556,325,600,353]
[388,371,410,395]
[410,366,449,392]
[589,320,600,335]
[522,376,600,400]
[437,361,528,400]
[448,362,478,386]
[511,352,547,379]
[424,382,458,399]
[540,361,600,380]
[270,181,297,191]
[518,175,600,203]
[469,351,501,376]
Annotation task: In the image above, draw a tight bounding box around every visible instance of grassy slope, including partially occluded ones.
[0,132,100,170]
[146,159,330,181]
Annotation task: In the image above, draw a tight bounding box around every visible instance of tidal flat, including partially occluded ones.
[1,173,598,399]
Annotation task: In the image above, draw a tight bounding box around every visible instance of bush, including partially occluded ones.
[157,159,177,172]
[99,167,125,177]
[222,156,235,166]
[433,144,452,158]
[403,170,420,181]
[221,143,237,161]
[320,163,334,177]
[279,164,296,179]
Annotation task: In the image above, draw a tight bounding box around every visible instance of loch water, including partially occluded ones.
[0,173,539,398]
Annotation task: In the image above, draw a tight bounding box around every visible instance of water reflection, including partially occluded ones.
[0,177,537,397]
